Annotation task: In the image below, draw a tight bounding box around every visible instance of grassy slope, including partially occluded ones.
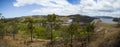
[88,22,120,47]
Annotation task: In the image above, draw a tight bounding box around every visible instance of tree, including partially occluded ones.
[113,18,120,27]
[85,23,95,44]
[47,14,58,47]
[67,23,79,47]
[0,13,5,39]
[23,16,34,42]
[0,22,5,39]
[86,23,95,32]
[7,20,18,39]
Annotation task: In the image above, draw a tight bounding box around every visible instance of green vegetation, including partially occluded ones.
[0,13,103,47]
[0,14,5,39]
[67,23,79,47]
[113,18,120,26]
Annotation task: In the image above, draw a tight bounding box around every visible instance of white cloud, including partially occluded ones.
[13,0,120,17]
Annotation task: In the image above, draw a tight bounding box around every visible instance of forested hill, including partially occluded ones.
[4,14,97,23]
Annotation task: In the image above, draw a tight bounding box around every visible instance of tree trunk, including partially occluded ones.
[29,23,33,42]
[30,26,33,42]
[13,33,15,40]
[50,22,53,47]
[12,31,16,40]
[70,34,73,47]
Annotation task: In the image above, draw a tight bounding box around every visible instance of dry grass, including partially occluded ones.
[88,31,119,47]
[88,22,120,47]
[0,35,50,47]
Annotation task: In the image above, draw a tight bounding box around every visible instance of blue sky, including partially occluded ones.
[0,0,120,18]
[0,0,42,18]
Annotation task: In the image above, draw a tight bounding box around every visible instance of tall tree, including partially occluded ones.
[47,14,58,47]
[0,13,5,39]
[67,23,79,47]
[7,20,18,39]
[23,16,34,42]
[85,23,95,44]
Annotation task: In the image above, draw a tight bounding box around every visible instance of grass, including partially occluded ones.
[88,22,120,47]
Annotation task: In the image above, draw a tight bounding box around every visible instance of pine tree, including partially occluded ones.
[0,13,5,39]
[67,23,79,47]
[47,14,58,47]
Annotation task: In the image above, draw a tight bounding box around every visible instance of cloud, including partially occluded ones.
[13,0,120,17]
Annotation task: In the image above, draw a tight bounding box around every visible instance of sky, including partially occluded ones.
[0,0,120,18]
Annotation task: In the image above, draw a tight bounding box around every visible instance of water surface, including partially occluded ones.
[100,18,117,24]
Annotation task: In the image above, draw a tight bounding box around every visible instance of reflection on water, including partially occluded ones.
[100,18,117,24]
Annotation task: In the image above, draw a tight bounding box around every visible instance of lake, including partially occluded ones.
[100,18,117,24]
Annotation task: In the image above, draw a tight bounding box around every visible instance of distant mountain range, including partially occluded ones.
[92,16,114,19]
[4,14,98,23]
